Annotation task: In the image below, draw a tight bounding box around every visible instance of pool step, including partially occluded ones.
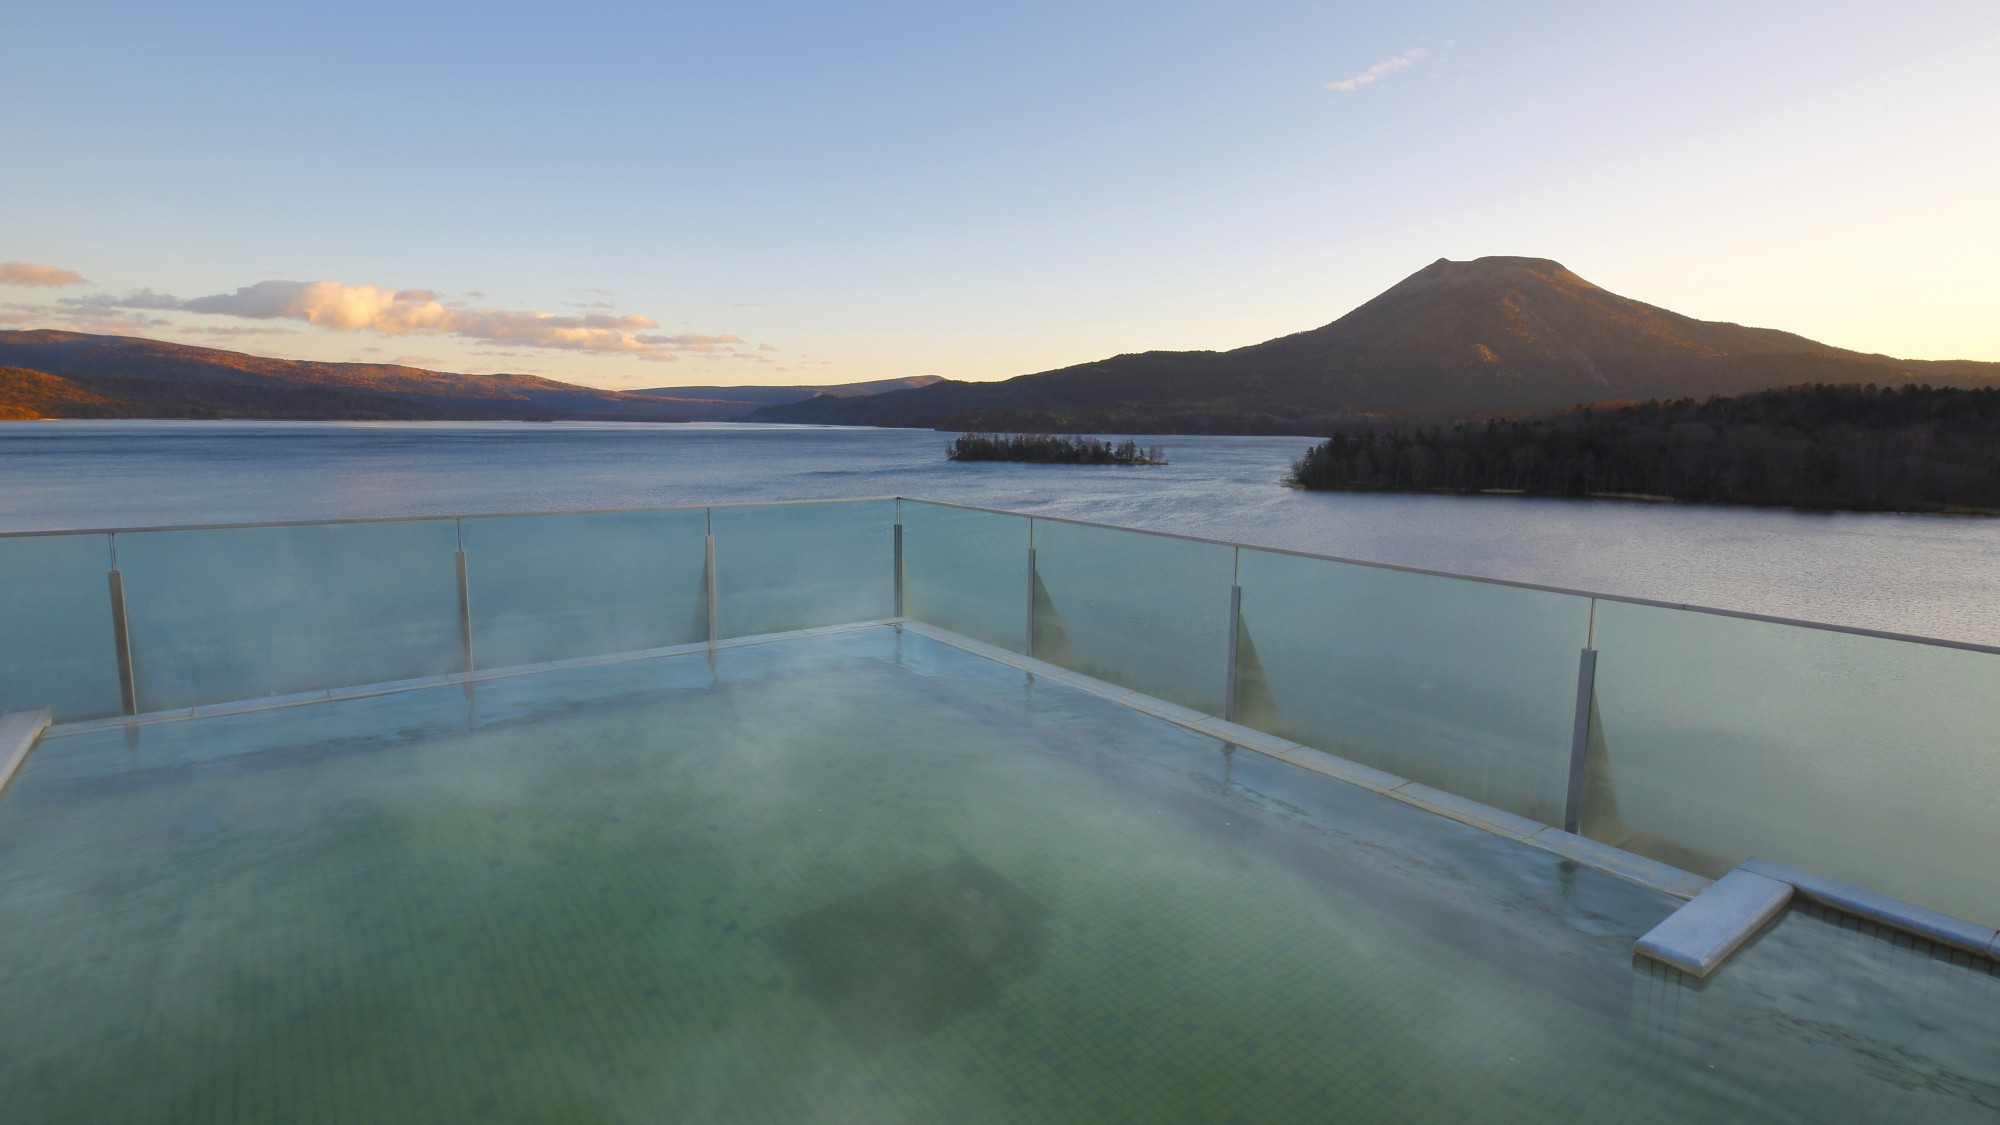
[1635,867,1794,978]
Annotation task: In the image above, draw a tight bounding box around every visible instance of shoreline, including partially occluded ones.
[1288,482,2000,518]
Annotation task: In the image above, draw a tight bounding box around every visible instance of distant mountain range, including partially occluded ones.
[9,259,1996,431]
[754,257,2000,434]
[626,376,942,418]
[0,330,940,422]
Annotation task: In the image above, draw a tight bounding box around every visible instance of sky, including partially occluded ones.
[2,0,1997,389]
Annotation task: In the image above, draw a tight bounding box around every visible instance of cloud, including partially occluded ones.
[73,288,183,310]
[75,278,762,362]
[1327,47,1427,91]
[636,332,747,353]
[2,300,169,334]
[173,324,301,338]
[0,261,89,287]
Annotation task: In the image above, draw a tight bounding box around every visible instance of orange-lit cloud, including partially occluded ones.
[75,278,758,361]
[1327,47,1427,92]
[0,261,89,287]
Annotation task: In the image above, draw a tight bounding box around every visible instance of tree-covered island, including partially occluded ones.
[948,433,1167,465]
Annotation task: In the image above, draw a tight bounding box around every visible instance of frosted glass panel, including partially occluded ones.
[462,509,709,668]
[902,502,1029,652]
[711,501,894,638]
[1234,551,1589,823]
[1586,601,2000,927]
[118,521,463,710]
[1030,520,1234,713]
[0,533,123,721]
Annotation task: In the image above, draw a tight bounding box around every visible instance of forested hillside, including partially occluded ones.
[1287,384,2000,514]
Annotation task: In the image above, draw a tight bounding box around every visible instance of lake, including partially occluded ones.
[2,419,1995,645]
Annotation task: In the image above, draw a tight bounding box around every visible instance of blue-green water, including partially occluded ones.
[3,629,1994,1121]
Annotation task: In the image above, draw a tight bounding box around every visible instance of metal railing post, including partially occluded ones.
[1562,646,1599,834]
[106,546,138,715]
[1224,583,1242,722]
[705,530,719,647]
[454,520,475,673]
[1025,546,1037,657]
[893,521,905,618]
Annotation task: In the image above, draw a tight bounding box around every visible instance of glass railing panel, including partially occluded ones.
[461,509,709,668]
[901,501,1030,652]
[117,520,463,710]
[711,500,894,638]
[1585,601,2000,927]
[1030,520,1235,713]
[0,533,123,721]
[1234,550,1589,824]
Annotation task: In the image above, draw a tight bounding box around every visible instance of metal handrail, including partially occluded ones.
[899,496,2000,657]
[2,493,1993,656]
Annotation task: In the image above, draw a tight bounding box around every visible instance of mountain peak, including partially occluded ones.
[1339,257,1605,326]
[1282,255,1861,398]
[1393,255,1587,293]
[1429,254,1570,272]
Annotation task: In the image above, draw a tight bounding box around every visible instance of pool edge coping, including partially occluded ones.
[895,620,1716,903]
[40,617,1712,906]
[43,619,906,737]
[0,709,54,800]
[895,623,2000,971]
[39,618,1994,970]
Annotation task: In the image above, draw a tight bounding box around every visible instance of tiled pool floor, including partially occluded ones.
[2,627,1996,1122]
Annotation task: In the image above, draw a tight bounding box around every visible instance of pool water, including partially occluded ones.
[1,628,1995,1122]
